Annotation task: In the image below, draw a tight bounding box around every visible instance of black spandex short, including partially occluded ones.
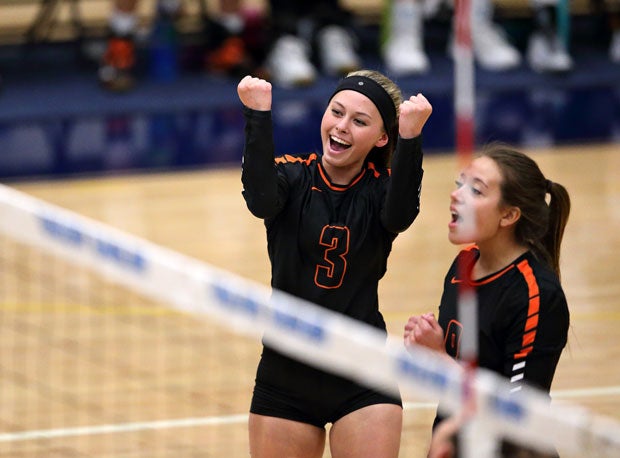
[250,346,402,428]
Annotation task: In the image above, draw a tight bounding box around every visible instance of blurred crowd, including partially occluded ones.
[2,0,620,93]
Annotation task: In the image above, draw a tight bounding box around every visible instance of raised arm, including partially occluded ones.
[382,93,433,232]
[238,76,281,218]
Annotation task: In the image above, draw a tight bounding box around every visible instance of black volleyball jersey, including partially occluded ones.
[438,246,569,393]
[241,107,424,330]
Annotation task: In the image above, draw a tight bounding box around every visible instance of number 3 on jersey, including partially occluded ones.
[315,225,350,289]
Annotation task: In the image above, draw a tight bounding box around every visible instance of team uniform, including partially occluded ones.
[435,246,569,455]
[438,246,569,392]
[241,106,424,427]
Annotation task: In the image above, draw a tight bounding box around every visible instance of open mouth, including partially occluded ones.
[330,135,351,152]
[450,210,460,223]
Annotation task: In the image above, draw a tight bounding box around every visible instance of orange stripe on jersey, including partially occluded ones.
[275,153,318,165]
[525,314,539,331]
[514,259,541,361]
[519,259,540,298]
[367,161,393,178]
[455,246,514,285]
[528,295,540,316]
[366,162,382,178]
[317,162,367,191]
[522,330,536,347]
[471,264,515,286]
[514,347,533,359]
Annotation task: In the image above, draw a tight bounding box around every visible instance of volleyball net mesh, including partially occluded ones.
[0,182,619,458]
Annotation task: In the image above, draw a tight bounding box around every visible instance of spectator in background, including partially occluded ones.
[381,0,573,76]
[202,0,268,78]
[99,0,177,91]
[527,0,573,72]
[99,0,264,91]
[611,5,620,62]
[382,0,520,74]
[263,0,362,87]
[590,0,620,62]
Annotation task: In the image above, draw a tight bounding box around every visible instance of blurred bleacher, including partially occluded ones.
[0,0,618,179]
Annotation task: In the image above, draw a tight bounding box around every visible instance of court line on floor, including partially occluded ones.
[1,385,619,443]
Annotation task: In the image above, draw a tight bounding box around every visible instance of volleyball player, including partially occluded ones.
[404,144,571,457]
[237,70,432,457]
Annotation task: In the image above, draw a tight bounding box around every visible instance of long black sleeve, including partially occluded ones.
[381,135,424,233]
[240,107,282,218]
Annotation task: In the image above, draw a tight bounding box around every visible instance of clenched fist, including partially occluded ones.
[237,75,272,112]
[398,93,433,139]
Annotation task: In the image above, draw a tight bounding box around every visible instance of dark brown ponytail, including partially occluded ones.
[480,144,571,279]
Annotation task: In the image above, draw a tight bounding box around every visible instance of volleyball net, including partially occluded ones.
[1,181,620,458]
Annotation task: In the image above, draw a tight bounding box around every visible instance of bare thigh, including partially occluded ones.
[329,404,403,458]
[249,413,326,458]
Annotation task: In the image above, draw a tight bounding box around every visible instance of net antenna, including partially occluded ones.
[453,0,495,455]
[454,0,476,169]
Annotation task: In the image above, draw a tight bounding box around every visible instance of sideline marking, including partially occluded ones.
[1,386,619,443]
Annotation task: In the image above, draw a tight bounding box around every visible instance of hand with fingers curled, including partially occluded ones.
[237,75,273,112]
[403,312,445,354]
[398,93,433,139]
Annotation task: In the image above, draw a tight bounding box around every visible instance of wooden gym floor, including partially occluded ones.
[1,142,619,457]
